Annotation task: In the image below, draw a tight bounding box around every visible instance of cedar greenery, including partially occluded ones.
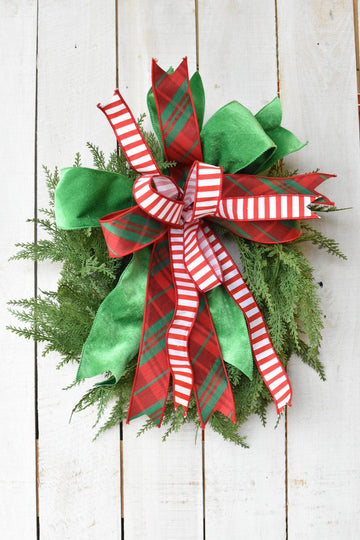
[8,131,345,447]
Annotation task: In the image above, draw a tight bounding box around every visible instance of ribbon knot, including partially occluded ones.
[134,160,224,295]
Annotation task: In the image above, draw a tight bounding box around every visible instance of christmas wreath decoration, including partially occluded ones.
[9,58,345,445]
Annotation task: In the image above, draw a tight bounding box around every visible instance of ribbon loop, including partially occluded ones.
[182,161,222,223]
[183,221,223,292]
[98,91,160,175]
[133,175,184,226]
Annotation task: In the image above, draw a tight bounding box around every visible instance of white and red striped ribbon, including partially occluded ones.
[98,91,160,175]
[183,162,222,222]
[203,224,292,413]
[216,194,317,221]
[133,175,184,225]
[183,221,223,292]
[167,228,199,413]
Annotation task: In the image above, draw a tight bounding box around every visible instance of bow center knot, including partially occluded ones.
[132,161,224,293]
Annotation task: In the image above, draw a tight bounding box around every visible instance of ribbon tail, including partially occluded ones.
[127,236,175,426]
[98,90,160,176]
[152,57,203,184]
[203,224,292,414]
[190,294,236,428]
[167,228,199,416]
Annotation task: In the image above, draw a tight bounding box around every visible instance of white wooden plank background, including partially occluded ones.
[278,1,360,537]
[1,1,359,539]
[0,2,37,538]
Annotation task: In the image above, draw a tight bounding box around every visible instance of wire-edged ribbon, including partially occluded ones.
[96,59,334,427]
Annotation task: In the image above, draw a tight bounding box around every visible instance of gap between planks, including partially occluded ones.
[274,1,289,537]
[34,1,40,538]
[353,0,360,130]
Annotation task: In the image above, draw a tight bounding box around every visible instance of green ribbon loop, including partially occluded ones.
[201,100,276,174]
[76,248,151,383]
[56,167,134,229]
[255,97,306,172]
[207,285,253,380]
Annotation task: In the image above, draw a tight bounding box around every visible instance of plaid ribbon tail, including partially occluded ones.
[152,57,203,183]
[190,295,236,428]
[127,236,175,426]
[100,206,166,257]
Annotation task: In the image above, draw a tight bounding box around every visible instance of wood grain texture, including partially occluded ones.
[117,0,197,125]
[198,2,286,538]
[198,0,278,120]
[123,420,203,539]
[0,1,37,538]
[117,3,204,537]
[277,0,360,537]
[36,1,121,538]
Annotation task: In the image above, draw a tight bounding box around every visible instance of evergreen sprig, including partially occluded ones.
[8,135,344,446]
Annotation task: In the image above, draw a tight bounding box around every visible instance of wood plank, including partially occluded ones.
[36,2,122,538]
[117,0,197,126]
[123,420,203,539]
[198,0,279,118]
[277,1,360,537]
[117,2,203,538]
[198,1,287,538]
[0,1,37,538]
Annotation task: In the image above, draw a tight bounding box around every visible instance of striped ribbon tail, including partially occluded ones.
[127,237,175,426]
[152,57,203,182]
[167,228,199,415]
[190,295,236,428]
[203,225,292,414]
[216,193,318,221]
[98,90,160,175]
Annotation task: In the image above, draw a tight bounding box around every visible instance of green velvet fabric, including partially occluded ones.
[56,167,134,229]
[207,285,253,380]
[254,97,306,172]
[188,71,205,131]
[201,101,276,174]
[200,97,306,175]
[76,248,151,382]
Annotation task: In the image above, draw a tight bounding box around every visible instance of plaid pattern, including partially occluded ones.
[100,206,166,257]
[210,173,334,244]
[127,233,236,427]
[221,173,334,201]
[127,236,174,426]
[152,58,203,182]
[191,295,236,427]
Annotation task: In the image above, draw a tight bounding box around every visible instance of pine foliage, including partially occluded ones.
[8,133,345,446]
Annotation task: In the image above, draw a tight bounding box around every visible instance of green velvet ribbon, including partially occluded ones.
[56,71,304,385]
[76,248,150,384]
[56,167,134,229]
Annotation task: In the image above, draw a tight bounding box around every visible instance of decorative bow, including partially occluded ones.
[55,58,334,429]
